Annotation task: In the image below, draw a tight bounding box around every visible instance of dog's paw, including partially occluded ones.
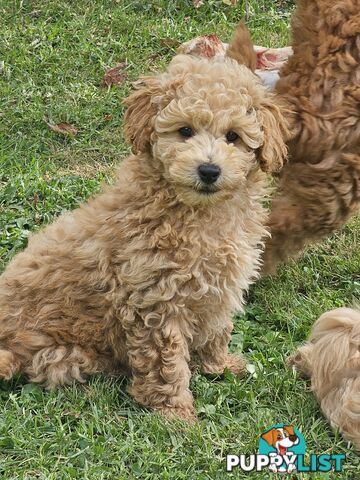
[156,405,198,424]
[0,349,21,380]
[287,351,301,370]
[201,353,247,378]
[287,349,312,378]
[269,464,278,473]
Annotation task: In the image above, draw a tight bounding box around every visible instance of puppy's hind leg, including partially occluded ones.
[26,343,109,389]
[1,330,109,388]
[0,348,21,380]
[0,331,51,381]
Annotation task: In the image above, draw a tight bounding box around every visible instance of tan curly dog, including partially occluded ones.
[0,26,288,421]
[262,0,360,274]
[289,308,360,450]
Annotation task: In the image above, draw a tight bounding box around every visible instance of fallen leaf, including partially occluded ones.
[159,38,181,49]
[45,121,78,136]
[192,0,204,7]
[104,114,113,122]
[102,62,127,87]
[33,192,39,207]
[222,0,238,4]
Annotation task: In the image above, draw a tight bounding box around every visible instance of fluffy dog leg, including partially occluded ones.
[0,349,21,380]
[197,323,247,377]
[287,344,314,379]
[126,322,196,423]
[262,153,360,275]
[26,344,108,389]
[0,330,54,381]
[0,330,112,388]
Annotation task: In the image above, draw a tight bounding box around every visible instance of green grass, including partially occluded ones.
[0,1,359,478]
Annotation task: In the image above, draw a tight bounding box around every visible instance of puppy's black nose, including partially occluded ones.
[197,163,221,184]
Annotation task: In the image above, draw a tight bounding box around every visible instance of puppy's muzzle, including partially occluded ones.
[197,163,221,185]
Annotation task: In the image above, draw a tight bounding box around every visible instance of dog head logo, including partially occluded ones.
[259,424,306,474]
[261,425,299,455]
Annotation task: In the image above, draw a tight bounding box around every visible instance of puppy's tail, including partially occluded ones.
[226,20,257,71]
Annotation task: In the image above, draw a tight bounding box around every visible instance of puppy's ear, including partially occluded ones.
[226,20,257,71]
[261,429,277,447]
[284,425,295,437]
[123,76,164,154]
[256,99,289,173]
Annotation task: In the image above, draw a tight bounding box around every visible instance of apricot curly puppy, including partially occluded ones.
[289,308,360,449]
[0,41,287,421]
[261,0,360,274]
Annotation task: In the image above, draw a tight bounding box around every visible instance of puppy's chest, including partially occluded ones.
[168,226,248,303]
[115,212,259,316]
[172,233,249,343]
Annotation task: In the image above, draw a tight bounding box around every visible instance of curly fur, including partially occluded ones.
[0,46,288,420]
[260,0,360,274]
[289,308,360,449]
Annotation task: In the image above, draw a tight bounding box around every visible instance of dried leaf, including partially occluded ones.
[33,192,39,207]
[192,0,204,8]
[102,63,127,87]
[222,0,238,4]
[159,38,181,49]
[46,121,78,136]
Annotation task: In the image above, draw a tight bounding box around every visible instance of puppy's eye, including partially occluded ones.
[225,131,239,143]
[178,127,193,138]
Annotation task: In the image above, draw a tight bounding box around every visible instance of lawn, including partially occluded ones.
[0,1,359,478]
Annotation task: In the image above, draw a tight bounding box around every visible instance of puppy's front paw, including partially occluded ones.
[287,348,312,378]
[201,353,247,377]
[287,351,302,370]
[157,405,198,424]
[269,464,278,473]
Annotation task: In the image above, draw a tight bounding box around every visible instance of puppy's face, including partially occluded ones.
[261,426,298,452]
[152,89,263,206]
[124,55,288,207]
